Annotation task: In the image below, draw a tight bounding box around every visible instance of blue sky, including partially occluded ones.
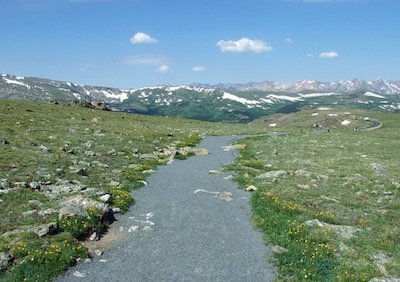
[1,0,399,89]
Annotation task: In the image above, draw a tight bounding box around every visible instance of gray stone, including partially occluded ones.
[59,205,89,220]
[370,163,389,176]
[94,249,103,256]
[38,208,57,217]
[29,182,41,190]
[256,170,287,179]
[28,200,43,207]
[14,182,27,188]
[99,194,111,203]
[30,222,58,237]
[0,252,11,271]
[22,210,38,218]
[272,245,289,254]
[0,179,11,189]
[38,145,52,152]
[305,219,361,239]
[84,150,97,157]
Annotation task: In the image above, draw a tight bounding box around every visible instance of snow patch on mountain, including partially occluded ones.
[364,92,385,99]
[222,92,260,106]
[298,92,342,98]
[3,77,31,89]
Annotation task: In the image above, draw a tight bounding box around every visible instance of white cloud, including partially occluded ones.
[319,51,339,58]
[192,66,206,72]
[216,37,273,54]
[156,65,169,73]
[307,53,314,57]
[130,32,159,44]
[286,38,293,44]
[122,54,166,65]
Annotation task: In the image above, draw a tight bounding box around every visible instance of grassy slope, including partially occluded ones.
[226,108,400,281]
[0,99,264,281]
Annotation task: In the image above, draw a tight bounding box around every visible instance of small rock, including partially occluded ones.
[92,117,98,123]
[28,200,43,207]
[89,232,98,241]
[38,145,52,152]
[112,207,121,214]
[84,151,96,157]
[22,210,38,218]
[1,140,9,145]
[370,163,389,176]
[256,170,287,179]
[209,170,222,174]
[297,184,310,190]
[215,192,233,202]
[272,245,289,254]
[0,252,11,271]
[94,249,103,256]
[246,185,257,192]
[38,209,57,217]
[29,182,41,190]
[109,181,120,187]
[14,182,27,188]
[128,226,140,233]
[99,194,111,203]
[0,179,12,189]
[73,271,86,278]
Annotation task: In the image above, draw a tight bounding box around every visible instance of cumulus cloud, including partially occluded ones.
[130,32,159,44]
[216,37,273,54]
[319,51,339,58]
[192,66,206,72]
[156,65,169,73]
[122,54,166,65]
[286,38,293,44]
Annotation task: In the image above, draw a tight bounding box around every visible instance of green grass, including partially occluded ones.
[0,99,264,281]
[226,108,400,281]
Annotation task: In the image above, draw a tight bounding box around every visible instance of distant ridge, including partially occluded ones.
[1,73,399,123]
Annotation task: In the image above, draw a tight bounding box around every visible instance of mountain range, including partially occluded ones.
[1,73,399,122]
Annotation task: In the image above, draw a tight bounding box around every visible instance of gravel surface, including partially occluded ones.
[57,135,277,282]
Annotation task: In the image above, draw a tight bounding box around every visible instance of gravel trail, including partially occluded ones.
[57,136,277,282]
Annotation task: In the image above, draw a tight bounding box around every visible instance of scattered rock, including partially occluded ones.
[370,163,389,176]
[215,192,233,202]
[221,144,246,151]
[59,205,89,221]
[91,117,98,123]
[0,179,11,189]
[73,271,86,278]
[209,170,222,174]
[256,170,287,179]
[369,278,400,282]
[38,208,57,217]
[272,245,289,254]
[14,182,27,188]
[29,182,41,190]
[99,194,111,203]
[246,185,257,192]
[31,222,58,237]
[128,226,140,233]
[38,144,52,152]
[297,184,311,190]
[295,169,312,177]
[321,195,340,203]
[0,252,11,271]
[305,219,361,239]
[28,200,43,207]
[1,140,9,145]
[22,210,38,218]
[89,232,99,241]
[94,249,103,256]
[84,150,96,157]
